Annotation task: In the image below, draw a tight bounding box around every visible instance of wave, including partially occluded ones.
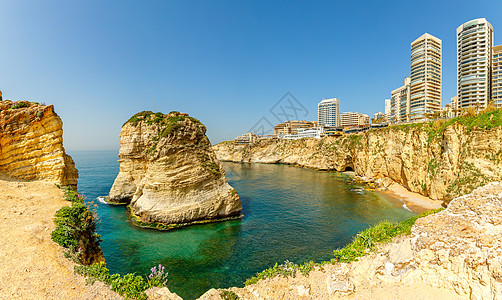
[97,196,109,204]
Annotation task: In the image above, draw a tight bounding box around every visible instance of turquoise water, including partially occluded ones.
[70,150,415,299]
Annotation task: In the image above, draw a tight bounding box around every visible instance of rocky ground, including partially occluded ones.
[0,176,121,300]
[199,182,502,299]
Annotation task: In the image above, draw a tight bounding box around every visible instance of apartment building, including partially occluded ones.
[390,77,411,123]
[493,45,502,108]
[341,112,369,127]
[410,33,442,121]
[457,18,494,110]
[274,120,317,135]
[317,98,341,127]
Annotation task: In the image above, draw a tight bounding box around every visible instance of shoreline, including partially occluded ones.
[345,171,443,214]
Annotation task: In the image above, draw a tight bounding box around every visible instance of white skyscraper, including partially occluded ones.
[317,98,340,127]
[457,18,494,110]
[410,33,442,121]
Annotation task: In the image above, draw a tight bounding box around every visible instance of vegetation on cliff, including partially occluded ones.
[109,110,242,229]
[51,188,104,265]
[214,109,502,206]
[245,208,443,286]
[52,187,170,300]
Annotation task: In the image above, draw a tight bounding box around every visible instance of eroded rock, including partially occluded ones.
[109,111,242,227]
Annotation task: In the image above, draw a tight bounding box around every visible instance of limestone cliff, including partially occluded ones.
[0,100,78,188]
[213,112,502,205]
[108,111,242,227]
[200,182,502,299]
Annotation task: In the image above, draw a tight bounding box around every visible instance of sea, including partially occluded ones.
[69,150,415,300]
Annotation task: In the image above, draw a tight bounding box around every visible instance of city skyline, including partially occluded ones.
[0,1,501,150]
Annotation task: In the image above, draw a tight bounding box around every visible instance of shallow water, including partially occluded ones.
[70,150,415,299]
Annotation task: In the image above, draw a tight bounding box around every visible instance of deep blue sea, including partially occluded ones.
[69,150,415,300]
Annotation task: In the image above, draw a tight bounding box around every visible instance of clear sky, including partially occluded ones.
[1,0,501,150]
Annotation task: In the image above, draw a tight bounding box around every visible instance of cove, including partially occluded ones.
[70,150,415,300]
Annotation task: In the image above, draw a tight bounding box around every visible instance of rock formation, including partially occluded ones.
[213,114,502,205]
[0,100,78,188]
[108,111,242,227]
[199,182,502,299]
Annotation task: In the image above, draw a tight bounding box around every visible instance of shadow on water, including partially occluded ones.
[69,151,415,300]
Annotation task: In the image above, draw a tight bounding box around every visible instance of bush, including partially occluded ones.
[245,208,443,285]
[51,189,101,264]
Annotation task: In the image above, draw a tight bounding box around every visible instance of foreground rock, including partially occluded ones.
[214,115,502,205]
[109,111,242,227]
[200,182,502,299]
[0,178,120,299]
[0,100,78,188]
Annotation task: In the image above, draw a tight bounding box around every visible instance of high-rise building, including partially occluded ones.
[390,77,411,123]
[317,98,340,127]
[340,112,369,127]
[410,33,442,121]
[384,99,391,121]
[457,18,494,110]
[493,45,502,108]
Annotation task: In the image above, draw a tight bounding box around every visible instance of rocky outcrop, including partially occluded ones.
[0,100,78,188]
[108,111,242,227]
[200,182,502,299]
[213,115,502,205]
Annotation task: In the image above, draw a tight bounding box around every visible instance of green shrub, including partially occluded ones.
[333,208,443,263]
[75,262,110,285]
[220,290,239,300]
[110,273,149,300]
[9,101,30,109]
[245,208,443,286]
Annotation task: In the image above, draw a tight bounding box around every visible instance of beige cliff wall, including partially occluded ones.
[213,119,502,205]
[109,111,242,226]
[0,100,78,187]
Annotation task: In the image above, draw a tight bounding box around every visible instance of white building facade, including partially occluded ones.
[410,33,442,121]
[457,18,494,110]
[390,77,411,123]
[317,98,341,127]
[341,112,369,127]
[493,45,502,108]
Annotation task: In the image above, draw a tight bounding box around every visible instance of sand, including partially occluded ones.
[379,182,443,214]
[0,178,121,300]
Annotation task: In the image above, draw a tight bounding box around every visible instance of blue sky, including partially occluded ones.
[1,0,501,150]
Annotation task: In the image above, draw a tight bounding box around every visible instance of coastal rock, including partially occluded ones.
[198,182,502,299]
[0,100,78,188]
[109,111,242,226]
[213,120,502,205]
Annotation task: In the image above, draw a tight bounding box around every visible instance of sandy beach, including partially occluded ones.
[379,182,443,214]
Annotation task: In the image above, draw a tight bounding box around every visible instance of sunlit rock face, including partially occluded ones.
[0,100,78,188]
[109,111,242,227]
[213,121,502,206]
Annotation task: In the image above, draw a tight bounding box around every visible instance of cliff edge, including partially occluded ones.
[214,111,502,205]
[109,111,242,227]
[200,182,502,299]
[0,100,78,188]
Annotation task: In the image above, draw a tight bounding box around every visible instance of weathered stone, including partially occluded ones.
[109,111,242,227]
[198,182,502,299]
[0,100,78,188]
[213,123,502,206]
[145,287,183,300]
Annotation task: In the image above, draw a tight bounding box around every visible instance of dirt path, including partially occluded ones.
[0,178,122,300]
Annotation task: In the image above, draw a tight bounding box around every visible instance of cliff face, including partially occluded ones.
[213,114,502,205]
[108,111,242,226]
[200,182,502,299]
[0,100,78,187]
